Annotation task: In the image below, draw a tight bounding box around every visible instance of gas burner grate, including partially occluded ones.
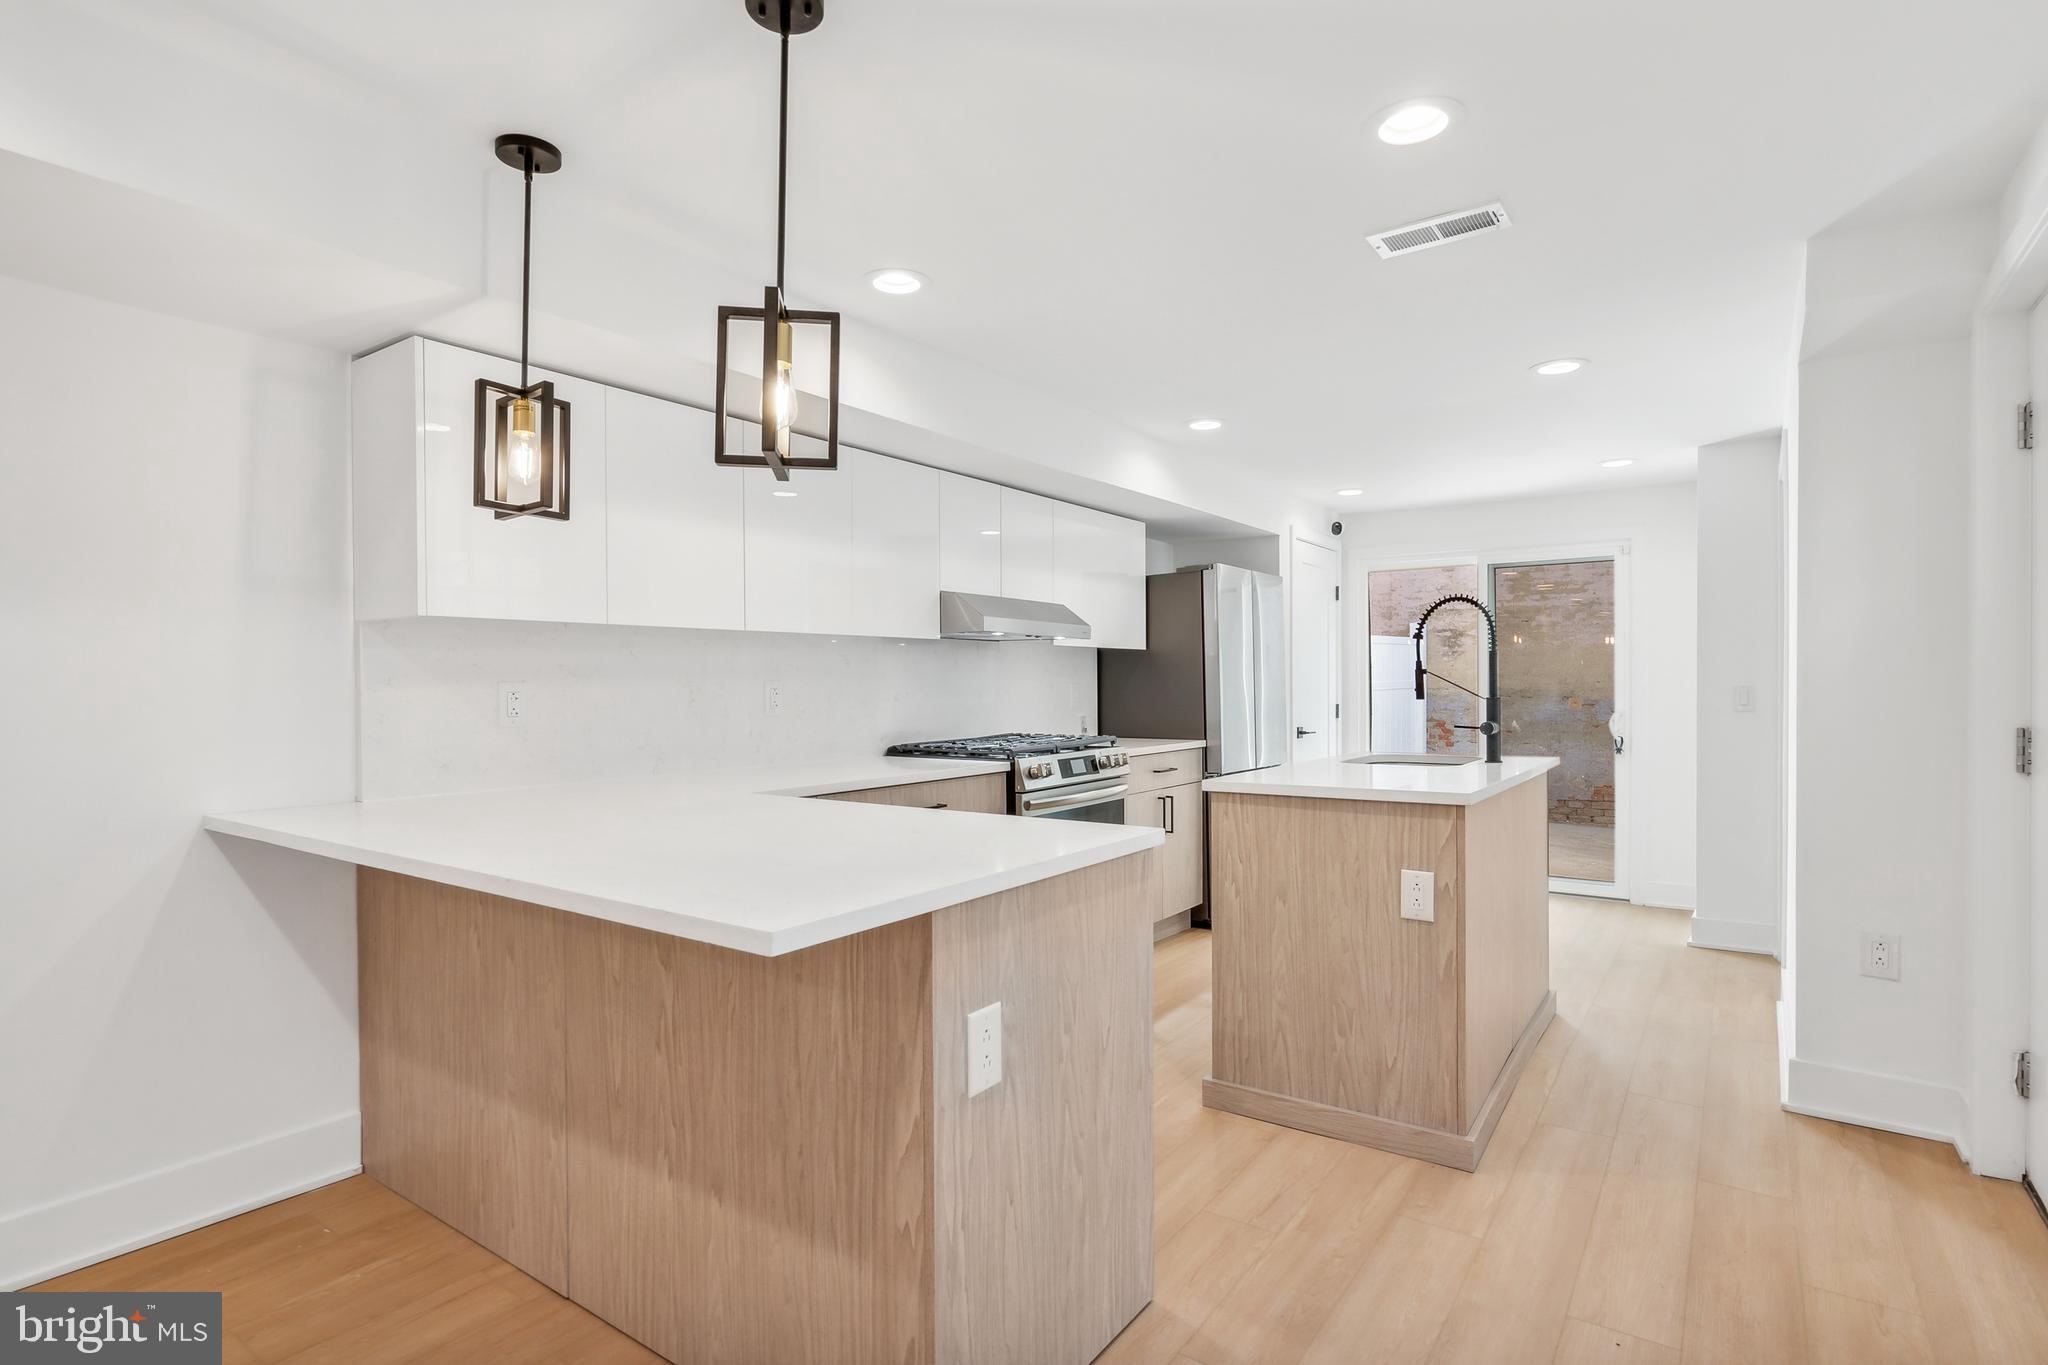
[887,733,1118,761]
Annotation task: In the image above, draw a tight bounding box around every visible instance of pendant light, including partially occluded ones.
[713,0,841,479]
[475,134,571,519]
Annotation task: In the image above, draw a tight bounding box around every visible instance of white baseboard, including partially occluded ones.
[1782,1055,1968,1155]
[1688,914,1777,955]
[1635,882,1697,911]
[1,1111,361,1290]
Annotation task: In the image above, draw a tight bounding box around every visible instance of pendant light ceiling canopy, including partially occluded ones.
[474,133,571,519]
[713,0,841,481]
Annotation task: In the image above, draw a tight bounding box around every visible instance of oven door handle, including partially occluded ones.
[1019,783,1130,814]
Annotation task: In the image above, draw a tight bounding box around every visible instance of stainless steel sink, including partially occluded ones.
[1344,754,1480,767]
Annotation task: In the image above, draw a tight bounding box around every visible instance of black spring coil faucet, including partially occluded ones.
[1411,594,1504,764]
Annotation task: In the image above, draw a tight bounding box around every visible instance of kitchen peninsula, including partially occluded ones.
[1201,754,1558,1170]
[205,757,1164,1365]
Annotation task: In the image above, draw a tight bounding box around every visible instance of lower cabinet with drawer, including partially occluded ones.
[1132,781,1205,929]
[815,773,1010,815]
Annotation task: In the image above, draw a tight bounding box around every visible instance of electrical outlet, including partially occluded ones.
[1401,869,1436,922]
[764,682,784,717]
[1861,932,1902,981]
[497,682,527,727]
[966,1002,1003,1096]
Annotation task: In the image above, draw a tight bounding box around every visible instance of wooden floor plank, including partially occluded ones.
[1680,1181,1805,1365]
[1298,1216,1479,1365]
[1552,1317,1679,1365]
[1566,1093,1702,1349]
[1695,1037,1791,1198]
[1801,1286,1934,1365]
[1425,1124,1614,1365]
[1788,1113,1921,1313]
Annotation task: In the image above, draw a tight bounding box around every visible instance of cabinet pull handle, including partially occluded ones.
[927,802,949,809]
[1152,767,1178,774]
[1161,794,1175,835]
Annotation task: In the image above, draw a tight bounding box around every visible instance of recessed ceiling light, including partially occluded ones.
[867,268,926,295]
[1532,358,1588,376]
[420,422,451,433]
[772,489,799,498]
[1374,97,1462,146]
[1187,418,1223,431]
[1600,458,1635,469]
[1335,488,1364,497]
[980,529,1001,535]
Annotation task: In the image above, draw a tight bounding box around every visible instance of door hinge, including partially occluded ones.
[2018,1050,2032,1099]
[2023,402,2036,451]
[1334,702,1341,719]
[2020,726,2034,776]
[1334,585,1341,600]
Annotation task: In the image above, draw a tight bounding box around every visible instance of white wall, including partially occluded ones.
[1788,338,1971,1145]
[1338,483,1700,910]
[1695,433,1786,954]
[0,277,359,1287]
[358,620,1098,801]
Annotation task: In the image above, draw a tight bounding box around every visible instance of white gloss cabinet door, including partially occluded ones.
[1054,502,1148,649]
[606,390,744,630]
[938,471,1002,596]
[999,488,1057,601]
[419,339,608,623]
[743,461,853,636]
[848,450,940,638]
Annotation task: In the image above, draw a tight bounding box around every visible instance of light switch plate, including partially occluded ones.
[966,1002,1003,1096]
[1401,869,1436,922]
[1733,684,1755,713]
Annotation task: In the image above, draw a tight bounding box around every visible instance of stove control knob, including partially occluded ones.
[1027,762,1053,780]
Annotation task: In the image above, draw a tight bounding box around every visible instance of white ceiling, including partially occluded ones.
[8,0,2048,512]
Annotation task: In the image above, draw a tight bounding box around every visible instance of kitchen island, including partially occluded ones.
[1200,754,1558,1170]
[206,757,1163,1365]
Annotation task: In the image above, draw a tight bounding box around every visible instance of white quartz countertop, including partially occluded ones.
[206,756,1161,957]
[1203,753,1558,805]
[1115,737,1206,757]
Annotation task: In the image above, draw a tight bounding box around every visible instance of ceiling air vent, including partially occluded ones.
[1368,201,1512,259]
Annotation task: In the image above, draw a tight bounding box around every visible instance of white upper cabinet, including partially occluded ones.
[743,457,854,636]
[938,472,1002,596]
[350,337,1151,648]
[606,390,744,630]
[1054,502,1148,650]
[1000,488,1057,601]
[419,339,608,623]
[848,450,940,639]
[350,337,607,622]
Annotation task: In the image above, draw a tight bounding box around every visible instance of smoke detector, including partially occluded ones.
[1368,202,1512,259]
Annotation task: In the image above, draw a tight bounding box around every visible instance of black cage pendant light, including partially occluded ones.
[475,134,571,519]
[713,0,841,479]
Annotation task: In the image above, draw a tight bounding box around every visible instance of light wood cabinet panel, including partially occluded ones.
[938,471,1003,595]
[848,448,940,639]
[420,339,608,623]
[816,774,1009,814]
[999,488,1056,601]
[357,869,570,1293]
[1130,780,1206,920]
[1123,748,1205,796]
[1053,501,1147,650]
[605,389,744,629]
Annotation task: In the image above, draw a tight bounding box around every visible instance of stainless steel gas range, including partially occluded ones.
[885,733,1133,824]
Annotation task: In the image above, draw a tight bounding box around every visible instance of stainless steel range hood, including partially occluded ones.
[938,591,1091,642]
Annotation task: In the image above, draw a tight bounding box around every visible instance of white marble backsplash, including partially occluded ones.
[357,617,1098,800]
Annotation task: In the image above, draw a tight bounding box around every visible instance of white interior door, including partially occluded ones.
[1291,538,1339,759]
[2027,291,2048,1188]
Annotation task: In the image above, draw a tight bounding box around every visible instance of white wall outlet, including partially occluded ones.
[763,681,784,717]
[966,1001,1003,1096]
[1861,932,1902,981]
[1401,869,1436,922]
[497,682,527,727]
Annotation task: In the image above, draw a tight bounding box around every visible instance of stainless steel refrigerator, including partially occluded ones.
[1098,565,1288,778]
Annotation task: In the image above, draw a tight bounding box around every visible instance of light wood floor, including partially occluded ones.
[35,896,2048,1365]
